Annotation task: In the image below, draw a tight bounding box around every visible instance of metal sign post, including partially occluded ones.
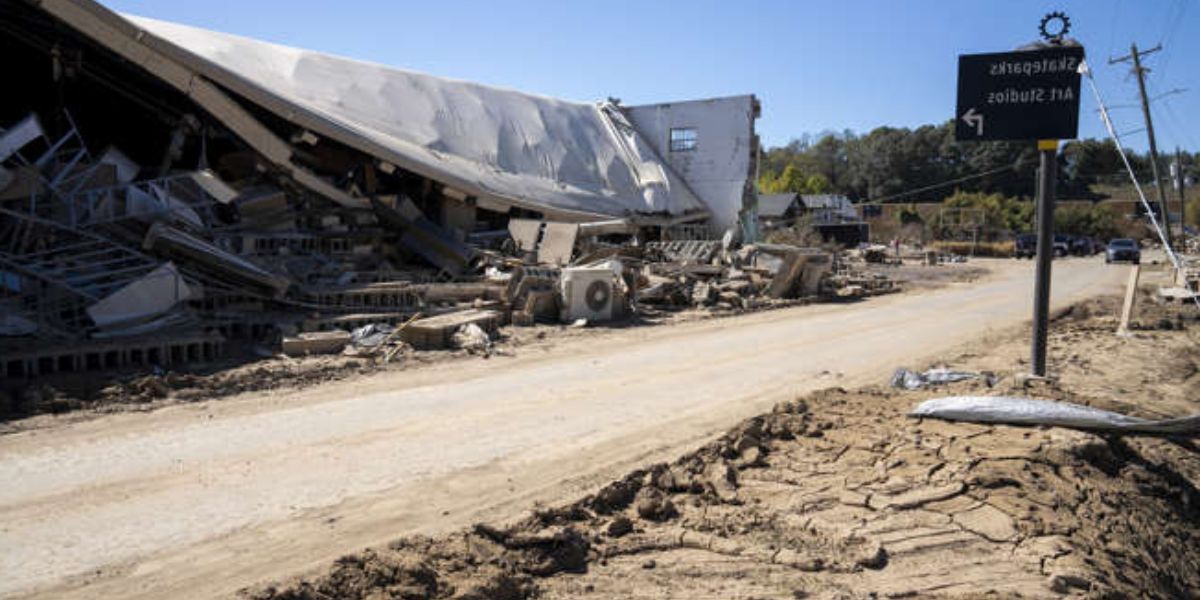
[955,13,1083,376]
[1031,139,1058,375]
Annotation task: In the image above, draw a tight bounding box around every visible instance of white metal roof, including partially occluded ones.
[123,15,707,221]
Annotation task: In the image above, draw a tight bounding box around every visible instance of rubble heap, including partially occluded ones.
[0,1,893,387]
[0,109,882,383]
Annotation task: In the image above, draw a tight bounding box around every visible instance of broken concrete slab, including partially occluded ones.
[537,222,579,266]
[281,330,352,356]
[372,197,475,273]
[401,309,502,350]
[765,252,808,299]
[756,245,832,299]
[507,218,542,256]
[86,262,194,328]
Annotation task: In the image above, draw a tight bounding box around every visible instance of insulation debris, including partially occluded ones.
[910,396,1200,436]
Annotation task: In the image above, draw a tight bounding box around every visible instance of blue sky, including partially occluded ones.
[101,0,1197,152]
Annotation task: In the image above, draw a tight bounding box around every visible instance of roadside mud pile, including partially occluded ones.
[245,297,1200,600]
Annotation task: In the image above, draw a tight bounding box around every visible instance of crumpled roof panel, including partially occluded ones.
[126,16,706,220]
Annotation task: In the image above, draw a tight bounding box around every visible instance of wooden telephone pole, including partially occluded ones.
[1110,43,1173,244]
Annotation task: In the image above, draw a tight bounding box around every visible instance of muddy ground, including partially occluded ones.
[245,291,1199,600]
[0,260,985,431]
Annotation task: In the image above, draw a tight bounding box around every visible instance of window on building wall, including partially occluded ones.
[669,127,697,152]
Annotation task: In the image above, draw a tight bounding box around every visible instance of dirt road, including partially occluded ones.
[0,258,1125,599]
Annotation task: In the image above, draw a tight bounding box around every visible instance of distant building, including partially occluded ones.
[755,193,799,228]
[756,193,868,246]
[798,195,858,224]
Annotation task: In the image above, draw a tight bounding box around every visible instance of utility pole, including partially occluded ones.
[1110,43,1172,245]
[1175,146,1187,229]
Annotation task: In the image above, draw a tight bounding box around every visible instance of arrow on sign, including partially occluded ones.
[961,107,984,136]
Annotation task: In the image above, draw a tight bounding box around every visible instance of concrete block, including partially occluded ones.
[281,330,351,356]
[401,309,501,350]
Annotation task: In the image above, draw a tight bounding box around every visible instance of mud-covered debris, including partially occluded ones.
[605,516,633,538]
[472,524,589,577]
[1047,570,1093,593]
[452,573,533,600]
[651,464,700,494]
[703,460,739,502]
[633,488,678,522]
[587,471,644,514]
[245,550,439,600]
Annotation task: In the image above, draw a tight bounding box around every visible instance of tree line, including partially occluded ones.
[758,120,1196,203]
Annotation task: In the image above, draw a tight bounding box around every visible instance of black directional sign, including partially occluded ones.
[955,45,1085,141]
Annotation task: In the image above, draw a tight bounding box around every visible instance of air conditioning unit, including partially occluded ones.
[560,261,621,322]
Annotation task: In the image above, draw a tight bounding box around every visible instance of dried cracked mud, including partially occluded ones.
[246,296,1200,600]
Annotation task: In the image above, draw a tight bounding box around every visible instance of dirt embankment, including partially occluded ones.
[246,294,1200,600]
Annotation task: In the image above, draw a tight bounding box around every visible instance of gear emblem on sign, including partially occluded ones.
[1039,11,1070,42]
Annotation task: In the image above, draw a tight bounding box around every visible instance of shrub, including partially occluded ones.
[929,240,1015,258]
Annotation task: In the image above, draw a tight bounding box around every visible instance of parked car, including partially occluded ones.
[1105,238,1141,264]
[1071,236,1099,256]
[1052,234,1071,257]
[1014,233,1075,259]
[1013,234,1036,259]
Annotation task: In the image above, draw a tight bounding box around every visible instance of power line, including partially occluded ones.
[1105,0,1123,69]
[1144,78,1195,150]
[1154,0,1188,83]
[866,163,1017,204]
[1158,99,1200,151]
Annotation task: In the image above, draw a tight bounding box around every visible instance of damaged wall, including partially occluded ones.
[624,96,760,235]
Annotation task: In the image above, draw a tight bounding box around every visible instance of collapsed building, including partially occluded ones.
[0,0,880,383]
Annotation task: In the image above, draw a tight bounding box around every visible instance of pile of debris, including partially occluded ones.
[637,241,831,309]
[1157,254,1200,305]
[0,1,903,393]
[0,108,898,389]
[0,110,512,375]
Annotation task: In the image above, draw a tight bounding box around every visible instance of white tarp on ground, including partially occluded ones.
[124,16,707,221]
[910,396,1200,436]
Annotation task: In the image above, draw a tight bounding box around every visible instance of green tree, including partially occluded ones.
[943,190,1033,233]
[777,164,807,193]
[804,173,830,194]
[1053,204,1119,239]
[755,122,1172,204]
